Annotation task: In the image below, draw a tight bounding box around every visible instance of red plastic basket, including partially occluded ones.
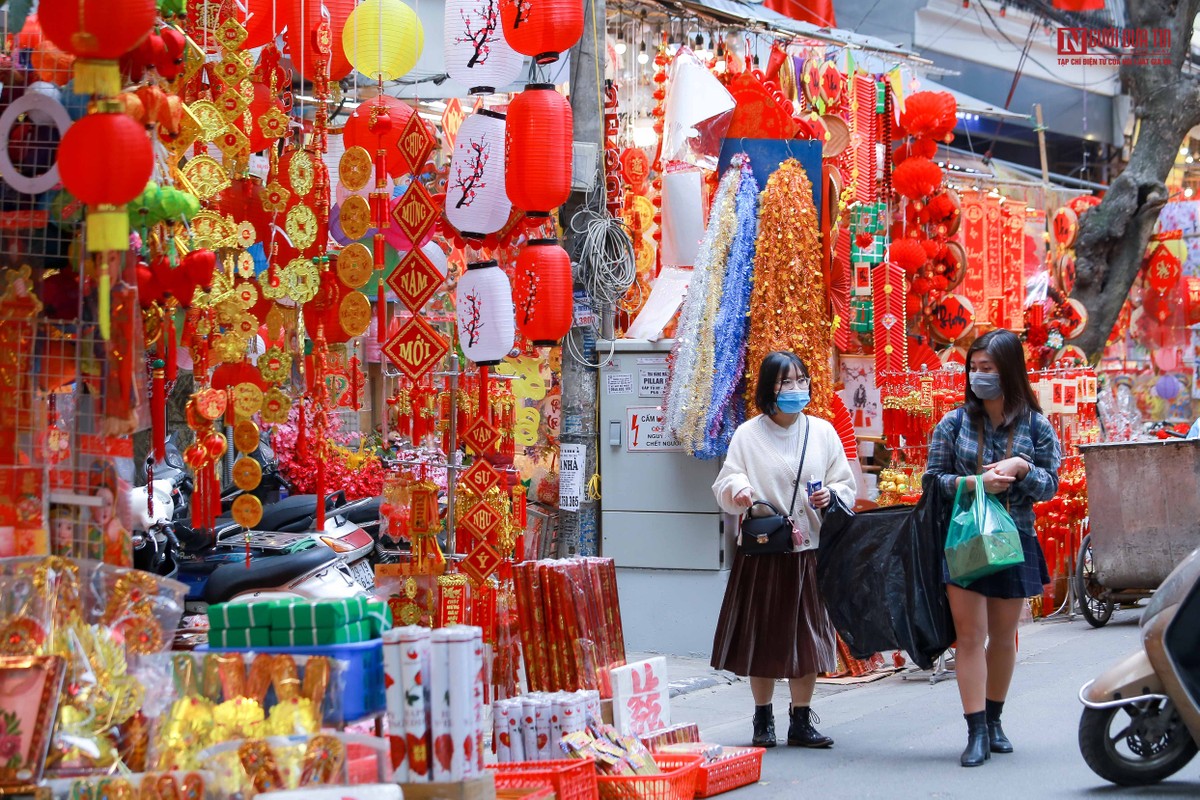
[497,787,555,800]
[489,757,600,800]
[693,748,765,797]
[595,754,703,800]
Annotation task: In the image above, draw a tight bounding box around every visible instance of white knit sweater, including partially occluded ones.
[712,414,857,551]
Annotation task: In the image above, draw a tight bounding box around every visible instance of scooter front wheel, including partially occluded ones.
[1079,701,1198,786]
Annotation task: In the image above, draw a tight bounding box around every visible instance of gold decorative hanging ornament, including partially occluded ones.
[339,146,373,192]
[339,291,372,337]
[339,194,372,241]
[286,205,319,250]
[233,457,263,491]
[234,419,262,453]
[231,494,264,528]
[337,243,373,288]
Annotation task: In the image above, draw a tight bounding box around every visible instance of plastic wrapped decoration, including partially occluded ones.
[447,110,512,240]
[661,50,736,171]
[0,558,186,775]
[444,0,524,94]
[457,260,516,366]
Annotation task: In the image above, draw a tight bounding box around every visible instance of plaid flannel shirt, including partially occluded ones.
[925,407,1062,537]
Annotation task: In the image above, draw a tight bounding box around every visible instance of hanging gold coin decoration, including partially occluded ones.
[231,494,264,528]
[339,291,372,337]
[336,242,373,289]
[339,194,371,241]
[258,346,292,384]
[286,204,319,250]
[234,419,261,453]
[237,251,256,279]
[232,457,263,491]
[339,146,373,192]
[231,382,264,418]
[288,150,315,197]
[284,258,321,304]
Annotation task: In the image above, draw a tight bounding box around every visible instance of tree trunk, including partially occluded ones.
[1070,0,1200,358]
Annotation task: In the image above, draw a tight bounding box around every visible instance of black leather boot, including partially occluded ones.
[752,705,776,747]
[961,711,991,767]
[787,706,834,748]
[986,699,1012,753]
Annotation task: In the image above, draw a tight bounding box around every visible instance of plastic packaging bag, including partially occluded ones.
[945,476,1024,585]
[817,475,955,670]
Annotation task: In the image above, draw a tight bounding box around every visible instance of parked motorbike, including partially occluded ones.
[1078,544,1200,785]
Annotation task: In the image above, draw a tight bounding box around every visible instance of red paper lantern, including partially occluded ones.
[241,0,287,49]
[499,0,583,64]
[39,0,157,95]
[58,110,154,252]
[342,95,415,178]
[893,157,942,201]
[513,238,572,345]
[506,84,573,217]
[286,0,355,82]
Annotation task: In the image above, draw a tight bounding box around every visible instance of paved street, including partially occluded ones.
[641,607,1200,799]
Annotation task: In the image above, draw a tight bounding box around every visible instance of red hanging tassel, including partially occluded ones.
[479,366,490,422]
[164,310,178,382]
[151,361,166,462]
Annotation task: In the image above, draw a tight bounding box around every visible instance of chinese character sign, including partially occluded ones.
[611,657,670,736]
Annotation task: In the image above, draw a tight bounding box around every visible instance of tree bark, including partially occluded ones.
[1070,0,1200,358]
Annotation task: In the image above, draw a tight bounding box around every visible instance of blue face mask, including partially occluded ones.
[777,389,810,414]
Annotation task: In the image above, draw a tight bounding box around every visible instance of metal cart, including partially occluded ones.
[1076,439,1200,627]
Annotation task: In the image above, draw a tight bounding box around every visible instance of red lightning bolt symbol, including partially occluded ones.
[630,414,640,447]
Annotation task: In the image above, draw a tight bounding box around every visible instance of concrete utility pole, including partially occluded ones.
[557,0,607,556]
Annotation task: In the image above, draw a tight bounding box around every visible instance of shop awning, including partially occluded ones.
[660,0,932,62]
[916,77,1031,122]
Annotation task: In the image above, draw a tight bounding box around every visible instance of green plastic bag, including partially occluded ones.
[945,476,1024,585]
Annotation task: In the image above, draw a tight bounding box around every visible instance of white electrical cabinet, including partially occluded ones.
[596,340,728,570]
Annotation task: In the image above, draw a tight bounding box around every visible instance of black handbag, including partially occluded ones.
[738,418,810,555]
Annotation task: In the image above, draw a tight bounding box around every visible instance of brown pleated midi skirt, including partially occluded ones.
[711,549,837,678]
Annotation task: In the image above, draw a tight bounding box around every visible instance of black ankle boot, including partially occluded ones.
[787,706,834,748]
[752,705,776,748]
[961,711,991,767]
[986,699,1012,753]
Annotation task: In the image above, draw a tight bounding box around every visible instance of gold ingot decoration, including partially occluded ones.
[339,291,372,337]
[233,457,263,491]
[339,146,373,192]
[286,204,319,251]
[339,195,371,241]
[181,157,231,202]
[187,101,227,142]
[190,210,239,248]
[336,243,373,289]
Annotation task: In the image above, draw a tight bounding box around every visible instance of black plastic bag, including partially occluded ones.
[817,475,956,670]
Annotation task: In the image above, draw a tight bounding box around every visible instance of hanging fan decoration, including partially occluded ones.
[723,69,798,140]
[830,394,858,461]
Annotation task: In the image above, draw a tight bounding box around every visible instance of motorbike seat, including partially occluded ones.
[202,547,338,604]
[255,493,348,532]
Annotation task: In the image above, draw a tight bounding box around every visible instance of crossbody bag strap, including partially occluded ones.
[786,417,812,517]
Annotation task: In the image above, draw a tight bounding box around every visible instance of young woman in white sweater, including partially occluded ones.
[710,351,857,749]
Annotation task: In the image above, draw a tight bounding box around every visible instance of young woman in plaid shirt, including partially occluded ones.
[925,329,1062,767]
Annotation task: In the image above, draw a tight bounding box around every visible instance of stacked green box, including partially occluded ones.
[209,597,393,649]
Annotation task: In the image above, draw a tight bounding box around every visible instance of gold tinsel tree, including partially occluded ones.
[743,159,834,421]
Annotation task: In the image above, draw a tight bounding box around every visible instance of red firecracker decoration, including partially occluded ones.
[40,0,157,95]
[513,238,572,345]
[506,84,573,217]
[873,262,908,373]
[58,110,155,252]
[498,0,583,64]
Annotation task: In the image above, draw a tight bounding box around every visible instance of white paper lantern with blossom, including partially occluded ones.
[456,259,516,366]
[445,110,512,240]
[444,0,524,95]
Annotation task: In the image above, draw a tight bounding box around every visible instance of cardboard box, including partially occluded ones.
[399,773,497,800]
